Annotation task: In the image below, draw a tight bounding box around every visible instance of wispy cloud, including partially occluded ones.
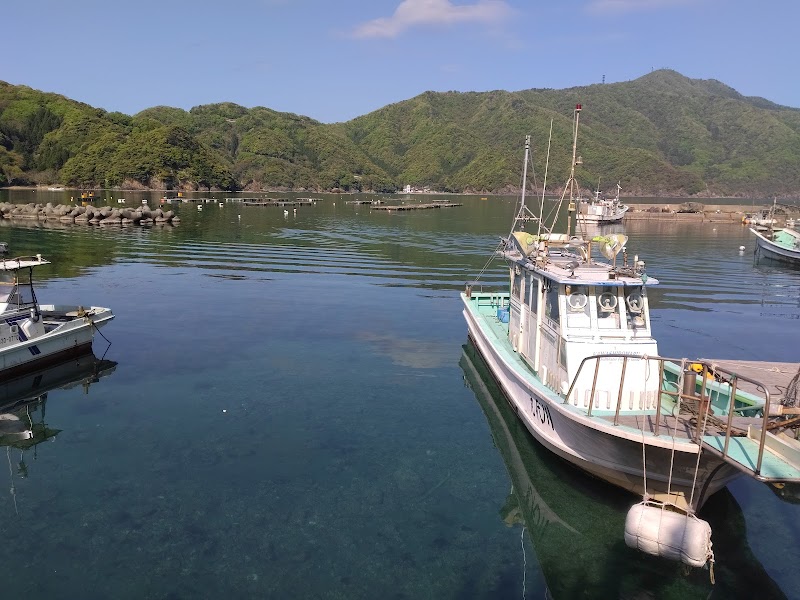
[352,0,512,39]
[587,0,693,14]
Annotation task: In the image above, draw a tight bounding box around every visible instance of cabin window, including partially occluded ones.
[528,279,537,311]
[596,288,622,330]
[512,271,522,299]
[565,285,591,329]
[624,285,647,329]
[545,285,560,322]
[527,274,536,307]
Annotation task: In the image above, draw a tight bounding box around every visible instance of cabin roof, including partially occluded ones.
[0,256,50,272]
[504,231,657,286]
[505,249,658,286]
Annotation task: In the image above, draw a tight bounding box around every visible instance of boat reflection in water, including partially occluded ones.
[0,351,116,488]
[460,341,786,600]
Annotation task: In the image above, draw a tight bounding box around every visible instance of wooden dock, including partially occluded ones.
[372,202,462,211]
[226,198,315,207]
[700,359,800,405]
[346,199,383,205]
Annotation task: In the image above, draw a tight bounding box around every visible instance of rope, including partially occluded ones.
[520,525,527,600]
[782,364,800,408]
[666,438,677,498]
[665,359,687,500]
[640,430,648,500]
[90,320,113,360]
[688,368,715,511]
[6,447,18,516]
[470,239,506,287]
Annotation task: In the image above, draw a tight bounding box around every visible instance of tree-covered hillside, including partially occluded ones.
[1,70,799,197]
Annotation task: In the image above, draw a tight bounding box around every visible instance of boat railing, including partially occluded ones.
[564,354,777,474]
[465,287,509,308]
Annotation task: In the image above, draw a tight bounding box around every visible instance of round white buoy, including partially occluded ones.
[739,246,745,251]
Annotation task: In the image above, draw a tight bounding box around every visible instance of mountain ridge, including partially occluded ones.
[1,70,798,198]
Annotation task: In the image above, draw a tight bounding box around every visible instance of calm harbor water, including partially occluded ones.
[0,189,798,599]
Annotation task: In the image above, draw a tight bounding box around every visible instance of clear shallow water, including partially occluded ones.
[0,190,797,599]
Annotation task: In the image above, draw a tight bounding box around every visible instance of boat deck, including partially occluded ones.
[601,363,800,481]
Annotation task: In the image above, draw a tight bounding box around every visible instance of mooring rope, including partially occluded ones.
[471,239,506,287]
[520,525,527,600]
[688,365,715,511]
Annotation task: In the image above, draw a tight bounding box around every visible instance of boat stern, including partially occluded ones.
[38,304,115,328]
[86,306,114,328]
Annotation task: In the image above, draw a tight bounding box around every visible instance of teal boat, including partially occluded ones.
[751,226,800,265]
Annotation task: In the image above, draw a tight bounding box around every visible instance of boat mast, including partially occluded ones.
[566,104,581,238]
[519,135,530,227]
[509,135,536,238]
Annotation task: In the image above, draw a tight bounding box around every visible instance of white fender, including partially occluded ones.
[624,502,713,568]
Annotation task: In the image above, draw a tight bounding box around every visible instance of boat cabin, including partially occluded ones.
[0,256,48,314]
[505,235,660,413]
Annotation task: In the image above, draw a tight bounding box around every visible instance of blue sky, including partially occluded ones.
[4,0,797,123]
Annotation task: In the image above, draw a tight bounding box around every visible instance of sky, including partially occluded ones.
[3,0,798,124]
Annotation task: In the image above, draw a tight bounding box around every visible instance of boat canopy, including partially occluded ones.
[0,255,50,272]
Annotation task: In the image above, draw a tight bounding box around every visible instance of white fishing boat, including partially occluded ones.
[743,208,777,229]
[751,225,800,265]
[0,255,114,377]
[576,182,629,225]
[461,104,800,568]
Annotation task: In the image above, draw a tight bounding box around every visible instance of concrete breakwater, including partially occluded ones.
[0,202,180,225]
[625,203,798,224]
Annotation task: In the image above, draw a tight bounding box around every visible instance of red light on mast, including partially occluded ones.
[576,103,582,111]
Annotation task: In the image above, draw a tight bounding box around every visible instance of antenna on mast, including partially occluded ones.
[520,135,530,215]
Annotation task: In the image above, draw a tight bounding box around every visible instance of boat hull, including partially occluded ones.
[0,306,113,379]
[462,294,741,509]
[752,228,800,265]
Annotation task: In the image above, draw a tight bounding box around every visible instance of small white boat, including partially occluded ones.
[0,255,114,378]
[462,104,800,568]
[577,183,629,225]
[751,226,800,265]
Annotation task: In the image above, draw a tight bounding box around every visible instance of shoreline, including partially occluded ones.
[3,186,799,210]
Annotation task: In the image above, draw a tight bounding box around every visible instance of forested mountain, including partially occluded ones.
[1,70,799,197]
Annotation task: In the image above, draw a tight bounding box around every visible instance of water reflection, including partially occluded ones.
[0,351,116,500]
[460,340,786,600]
